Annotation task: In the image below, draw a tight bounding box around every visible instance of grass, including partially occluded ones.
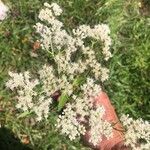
[0,0,150,149]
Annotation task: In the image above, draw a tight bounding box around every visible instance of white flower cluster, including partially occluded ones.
[56,103,86,141]
[6,2,113,146]
[6,71,52,121]
[0,1,9,21]
[34,2,113,146]
[89,106,113,146]
[56,78,113,145]
[120,114,150,150]
[39,65,74,96]
[35,2,112,82]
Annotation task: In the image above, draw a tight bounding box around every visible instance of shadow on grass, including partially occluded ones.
[0,127,32,150]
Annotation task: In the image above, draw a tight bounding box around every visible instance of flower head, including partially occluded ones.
[0,1,9,21]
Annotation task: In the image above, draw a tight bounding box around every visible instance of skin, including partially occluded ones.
[83,92,128,150]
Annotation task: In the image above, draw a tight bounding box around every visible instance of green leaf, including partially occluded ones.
[17,111,32,119]
[58,94,69,111]
[73,76,85,87]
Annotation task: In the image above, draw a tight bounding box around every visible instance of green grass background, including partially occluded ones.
[0,0,150,149]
